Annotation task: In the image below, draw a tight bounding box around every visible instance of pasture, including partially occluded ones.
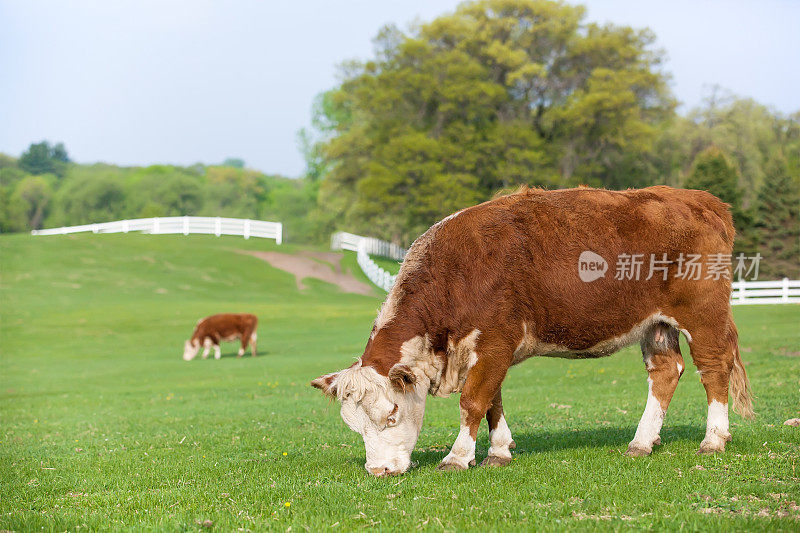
[1,233,798,531]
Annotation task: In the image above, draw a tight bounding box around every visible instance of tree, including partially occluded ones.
[684,146,745,217]
[54,175,127,225]
[19,141,69,178]
[10,175,54,230]
[684,146,741,205]
[683,146,757,255]
[127,166,204,217]
[0,153,16,169]
[753,156,800,278]
[311,0,673,243]
[674,93,787,208]
[222,158,245,168]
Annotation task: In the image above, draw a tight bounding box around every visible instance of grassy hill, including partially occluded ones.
[1,233,799,530]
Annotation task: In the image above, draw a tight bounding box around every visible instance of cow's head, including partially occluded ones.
[183,339,199,361]
[311,361,427,476]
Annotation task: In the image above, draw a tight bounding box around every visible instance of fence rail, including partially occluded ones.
[31,216,283,244]
[331,232,405,291]
[731,278,799,305]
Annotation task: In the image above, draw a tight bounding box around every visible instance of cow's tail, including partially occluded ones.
[728,318,754,419]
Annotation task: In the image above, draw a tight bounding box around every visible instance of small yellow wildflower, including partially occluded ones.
[285,502,291,508]
[282,452,287,456]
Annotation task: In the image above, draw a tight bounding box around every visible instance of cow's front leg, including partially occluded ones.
[481,388,515,467]
[438,408,477,471]
[213,344,221,360]
[438,347,509,471]
[201,338,212,359]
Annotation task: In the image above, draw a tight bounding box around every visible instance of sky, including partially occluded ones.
[1,0,798,177]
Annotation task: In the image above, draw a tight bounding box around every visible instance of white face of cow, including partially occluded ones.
[312,362,427,476]
[183,340,199,361]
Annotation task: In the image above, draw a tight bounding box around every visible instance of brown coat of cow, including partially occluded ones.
[183,313,258,360]
[313,186,754,476]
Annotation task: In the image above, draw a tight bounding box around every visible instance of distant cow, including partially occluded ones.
[312,186,753,476]
[183,313,258,361]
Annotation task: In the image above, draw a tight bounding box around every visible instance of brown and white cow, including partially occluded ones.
[312,186,754,476]
[183,313,258,361]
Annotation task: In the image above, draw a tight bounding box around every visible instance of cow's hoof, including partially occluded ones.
[653,436,662,446]
[625,443,652,457]
[509,440,517,450]
[697,441,726,455]
[480,455,512,467]
[437,461,468,472]
[437,456,474,471]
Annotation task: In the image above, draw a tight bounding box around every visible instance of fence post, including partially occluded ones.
[244,219,251,239]
[153,217,160,234]
[92,224,98,234]
[122,220,129,233]
[738,281,746,303]
[276,223,283,245]
[215,217,221,237]
[783,277,790,302]
[183,216,189,235]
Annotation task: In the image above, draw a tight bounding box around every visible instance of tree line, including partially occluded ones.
[0,142,320,243]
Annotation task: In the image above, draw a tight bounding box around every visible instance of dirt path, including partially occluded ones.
[238,250,375,296]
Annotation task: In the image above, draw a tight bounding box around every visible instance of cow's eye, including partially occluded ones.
[386,404,399,427]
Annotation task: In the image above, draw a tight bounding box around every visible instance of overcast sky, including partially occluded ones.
[1,0,798,177]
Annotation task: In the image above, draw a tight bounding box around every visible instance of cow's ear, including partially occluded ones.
[388,364,417,393]
[311,372,339,398]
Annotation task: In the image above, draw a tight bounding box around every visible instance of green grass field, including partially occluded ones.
[1,233,799,531]
[369,255,402,276]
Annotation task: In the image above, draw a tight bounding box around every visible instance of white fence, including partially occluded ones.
[31,216,283,244]
[331,232,405,291]
[731,278,799,305]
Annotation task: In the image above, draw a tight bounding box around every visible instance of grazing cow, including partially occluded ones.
[312,186,753,476]
[183,313,258,361]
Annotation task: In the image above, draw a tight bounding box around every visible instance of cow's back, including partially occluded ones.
[194,313,257,340]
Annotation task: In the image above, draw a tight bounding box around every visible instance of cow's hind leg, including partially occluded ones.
[689,315,754,454]
[481,388,515,467]
[250,331,257,357]
[439,338,512,471]
[626,323,684,457]
[238,335,247,357]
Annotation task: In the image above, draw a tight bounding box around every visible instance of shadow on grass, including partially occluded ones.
[409,424,707,468]
[199,350,266,359]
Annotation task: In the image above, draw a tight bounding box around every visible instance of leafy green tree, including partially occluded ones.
[671,92,789,208]
[0,166,28,189]
[19,141,69,178]
[312,0,673,243]
[753,156,800,278]
[10,175,54,230]
[0,153,17,169]
[222,158,245,168]
[683,146,755,253]
[684,146,741,206]
[53,175,127,225]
